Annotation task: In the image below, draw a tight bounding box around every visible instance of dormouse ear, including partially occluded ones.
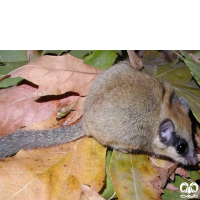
[159,119,175,145]
[179,97,189,113]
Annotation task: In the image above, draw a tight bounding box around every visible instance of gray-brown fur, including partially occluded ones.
[0,123,84,159]
[0,62,197,165]
[83,63,164,152]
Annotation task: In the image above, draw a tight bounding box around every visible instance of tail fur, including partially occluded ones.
[0,122,84,159]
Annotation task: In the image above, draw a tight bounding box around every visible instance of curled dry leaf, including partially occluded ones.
[150,158,177,186]
[57,101,78,119]
[26,50,38,62]
[151,167,168,188]
[127,50,143,70]
[61,96,86,126]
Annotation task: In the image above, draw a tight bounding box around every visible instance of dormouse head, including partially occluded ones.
[153,84,197,165]
[156,117,197,165]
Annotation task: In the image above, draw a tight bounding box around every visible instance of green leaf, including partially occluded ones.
[0,77,24,88]
[162,189,183,200]
[0,51,29,88]
[100,150,116,199]
[188,170,200,181]
[0,61,27,75]
[84,50,118,70]
[162,175,199,200]
[195,51,200,57]
[0,61,28,88]
[143,63,200,122]
[41,50,67,56]
[0,50,27,62]
[180,51,200,86]
[142,50,166,68]
[70,50,91,59]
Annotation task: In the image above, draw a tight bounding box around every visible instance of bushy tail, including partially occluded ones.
[0,122,84,159]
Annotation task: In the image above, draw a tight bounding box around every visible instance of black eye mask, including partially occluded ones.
[172,136,189,156]
[159,118,189,156]
[175,139,188,155]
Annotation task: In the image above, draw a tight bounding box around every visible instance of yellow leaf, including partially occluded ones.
[0,137,106,200]
[110,151,162,200]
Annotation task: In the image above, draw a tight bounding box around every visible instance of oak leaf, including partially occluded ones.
[7,54,100,96]
[0,54,100,135]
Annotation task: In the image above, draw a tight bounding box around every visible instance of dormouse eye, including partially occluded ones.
[176,139,188,155]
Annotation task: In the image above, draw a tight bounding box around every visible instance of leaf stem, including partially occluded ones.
[172,50,185,60]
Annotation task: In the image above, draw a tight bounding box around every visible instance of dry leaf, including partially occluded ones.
[26,50,38,62]
[61,96,86,126]
[174,168,190,178]
[127,50,143,70]
[0,83,80,136]
[0,54,106,199]
[8,54,100,96]
[80,184,105,200]
[150,158,177,185]
[0,137,106,200]
[165,183,179,191]
[152,167,168,188]
[0,54,100,135]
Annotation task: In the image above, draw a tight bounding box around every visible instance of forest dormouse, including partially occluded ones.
[0,63,198,165]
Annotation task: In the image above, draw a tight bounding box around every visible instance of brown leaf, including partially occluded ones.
[8,54,100,96]
[0,54,106,200]
[0,55,100,135]
[152,167,168,188]
[165,183,179,191]
[61,96,86,126]
[0,83,81,136]
[150,158,177,185]
[26,50,38,61]
[80,184,105,200]
[127,50,143,70]
[175,168,190,178]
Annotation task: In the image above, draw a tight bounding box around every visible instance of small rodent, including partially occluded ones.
[0,62,197,165]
